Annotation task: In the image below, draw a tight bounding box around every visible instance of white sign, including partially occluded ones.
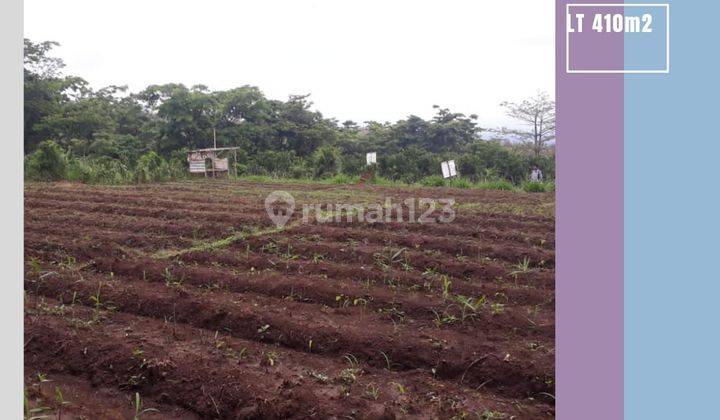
[366,152,377,165]
[189,159,206,173]
[441,160,457,178]
[448,160,457,177]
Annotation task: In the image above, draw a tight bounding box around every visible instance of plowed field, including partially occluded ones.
[24,180,555,419]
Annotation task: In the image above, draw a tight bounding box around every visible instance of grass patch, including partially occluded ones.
[474,180,516,191]
[521,181,555,193]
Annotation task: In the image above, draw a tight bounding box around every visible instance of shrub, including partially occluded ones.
[290,164,313,179]
[25,140,67,181]
[134,151,168,183]
[234,163,248,176]
[251,150,299,177]
[329,173,358,184]
[448,178,472,189]
[522,181,555,193]
[313,146,342,178]
[67,156,129,184]
[420,176,446,187]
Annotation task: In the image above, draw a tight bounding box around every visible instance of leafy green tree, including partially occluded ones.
[313,146,342,178]
[25,140,67,181]
[24,39,87,151]
[427,106,479,152]
[23,38,555,186]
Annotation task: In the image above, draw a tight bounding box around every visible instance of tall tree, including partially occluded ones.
[23,39,85,151]
[500,92,555,157]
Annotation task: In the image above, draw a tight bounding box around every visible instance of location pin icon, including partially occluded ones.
[265,191,295,228]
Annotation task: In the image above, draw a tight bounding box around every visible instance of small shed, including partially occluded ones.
[187,147,239,177]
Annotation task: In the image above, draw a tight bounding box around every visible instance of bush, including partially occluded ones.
[67,156,129,184]
[25,140,67,181]
[522,181,555,193]
[420,176,446,187]
[313,146,342,178]
[134,151,168,183]
[250,150,299,177]
[234,163,248,176]
[447,178,472,189]
[290,164,313,179]
[329,173,358,184]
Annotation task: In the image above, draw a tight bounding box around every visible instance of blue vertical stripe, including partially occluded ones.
[625,1,720,418]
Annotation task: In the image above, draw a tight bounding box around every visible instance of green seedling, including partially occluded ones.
[441,275,452,299]
[339,367,360,384]
[390,382,406,394]
[380,351,392,370]
[265,351,279,366]
[27,257,42,275]
[163,267,184,288]
[365,383,380,400]
[510,257,532,277]
[308,370,329,383]
[490,302,505,315]
[432,309,458,327]
[133,392,159,420]
[89,282,103,322]
[24,387,50,420]
[422,267,438,277]
[454,294,487,322]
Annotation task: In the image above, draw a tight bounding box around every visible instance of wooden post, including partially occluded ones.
[233,149,238,178]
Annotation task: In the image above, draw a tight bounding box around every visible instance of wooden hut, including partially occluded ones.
[187,147,239,177]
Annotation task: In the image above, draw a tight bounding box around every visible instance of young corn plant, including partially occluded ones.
[432,309,458,327]
[133,393,159,420]
[89,282,103,322]
[422,267,438,277]
[390,382,406,395]
[26,257,42,275]
[454,295,487,323]
[373,248,407,271]
[490,302,505,315]
[163,267,184,289]
[265,351,279,367]
[24,387,50,420]
[510,257,532,277]
[441,275,452,299]
[339,354,362,384]
[365,383,380,400]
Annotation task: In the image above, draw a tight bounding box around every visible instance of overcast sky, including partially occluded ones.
[24,0,554,129]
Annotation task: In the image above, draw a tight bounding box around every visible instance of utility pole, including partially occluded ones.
[213,128,217,149]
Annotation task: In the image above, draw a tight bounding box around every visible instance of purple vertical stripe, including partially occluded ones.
[556,1,624,419]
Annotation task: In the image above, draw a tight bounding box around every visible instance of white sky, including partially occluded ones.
[24,0,554,129]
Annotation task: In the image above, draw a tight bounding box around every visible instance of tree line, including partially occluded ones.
[24,39,555,186]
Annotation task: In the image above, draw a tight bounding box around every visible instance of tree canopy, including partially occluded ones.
[24,38,555,184]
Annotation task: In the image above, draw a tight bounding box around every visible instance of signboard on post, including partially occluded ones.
[189,159,206,173]
[366,152,377,165]
[441,160,458,178]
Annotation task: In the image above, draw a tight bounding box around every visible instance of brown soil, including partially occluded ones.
[25,180,555,419]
